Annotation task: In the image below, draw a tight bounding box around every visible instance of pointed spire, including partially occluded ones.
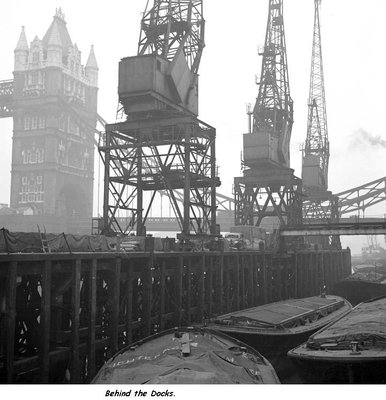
[55,7,66,22]
[42,8,72,55]
[14,26,29,70]
[15,26,29,52]
[47,21,62,47]
[86,45,98,70]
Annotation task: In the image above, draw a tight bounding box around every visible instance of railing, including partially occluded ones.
[0,248,351,383]
[0,80,14,118]
[0,80,14,97]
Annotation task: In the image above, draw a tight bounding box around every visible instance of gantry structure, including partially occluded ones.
[234,0,302,228]
[99,0,220,237]
[304,176,386,219]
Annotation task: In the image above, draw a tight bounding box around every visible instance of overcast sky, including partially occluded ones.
[0,0,385,252]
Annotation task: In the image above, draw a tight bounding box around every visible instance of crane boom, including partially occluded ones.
[302,0,329,194]
[252,0,293,167]
[138,0,204,75]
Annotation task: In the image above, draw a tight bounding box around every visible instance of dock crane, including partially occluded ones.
[99,0,220,237]
[234,0,302,228]
[301,0,341,248]
[302,0,330,196]
[252,0,294,169]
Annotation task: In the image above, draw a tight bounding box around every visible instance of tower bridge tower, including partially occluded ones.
[1,8,98,233]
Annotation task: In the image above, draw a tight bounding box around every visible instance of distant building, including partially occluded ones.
[8,8,98,233]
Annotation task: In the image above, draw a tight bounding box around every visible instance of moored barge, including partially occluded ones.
[333,271,386,306]
[288,296,386,383]
[206,295,351,379]
[92,327,280,384]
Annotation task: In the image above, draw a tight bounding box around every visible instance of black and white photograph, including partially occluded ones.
[0,0,385,395]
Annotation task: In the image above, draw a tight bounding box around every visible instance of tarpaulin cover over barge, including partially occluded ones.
[92,327,280,384]
[207,295,351,379]
[288,296,386,383]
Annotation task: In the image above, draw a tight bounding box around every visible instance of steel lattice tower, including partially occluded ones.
[302,0,340,249]
[302,0,330,194]
[253,0,293,167]
[100,0,220,237]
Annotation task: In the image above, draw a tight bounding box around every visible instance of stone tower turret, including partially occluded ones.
[85,45,99,113]
[85,45,98,87]
[14,26,29,71]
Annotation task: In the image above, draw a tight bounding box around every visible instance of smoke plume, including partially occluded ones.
[350,128,386,149]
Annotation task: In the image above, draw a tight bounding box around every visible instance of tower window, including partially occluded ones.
[69,117,79,135]
[37,148,44,163]
[31,116,38,130]
[24,117,31,130]
[20,176,28,203]
[59,115,66,131]
[33,52,39,63]
[30,150,37,163]
[38,116,45,129]
[21,148,44,164]
[28,177,35,192]
[30,72,38,85]
[19,175,44,203]
[38,71,44,85]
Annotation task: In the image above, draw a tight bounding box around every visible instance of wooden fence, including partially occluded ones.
[0,249,351,383]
